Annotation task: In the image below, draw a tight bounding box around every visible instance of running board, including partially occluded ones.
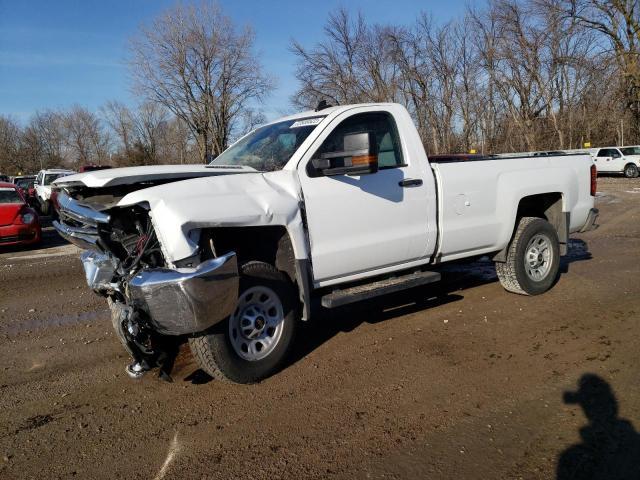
[321,270,441,308]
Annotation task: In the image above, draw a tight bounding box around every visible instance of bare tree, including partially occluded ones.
[132,102,168,164]
[291,8,400,108]
[561,0,640,139]
[63,106,110,168]
[129,1,273,162]
[102,101,136,160]
[0,115,22,174]
[292,4,626,154]
[30,110,67,169]
[158,117,196,165]
[19,124,45,172]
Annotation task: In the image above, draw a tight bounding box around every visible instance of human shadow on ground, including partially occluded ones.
[557,374,640,480]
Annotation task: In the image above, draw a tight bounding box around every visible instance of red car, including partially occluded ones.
[0,182,41,247]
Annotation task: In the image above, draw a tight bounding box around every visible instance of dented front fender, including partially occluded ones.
[117,171,307,265]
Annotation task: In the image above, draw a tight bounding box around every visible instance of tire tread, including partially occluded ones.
[496,216,540,296]
[188,260,297,383]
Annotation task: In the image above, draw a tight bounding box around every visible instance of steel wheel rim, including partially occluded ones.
[524,233,553,282]
[229,286,284,361]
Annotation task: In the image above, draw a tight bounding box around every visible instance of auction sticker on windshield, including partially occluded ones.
[290,117,324,129]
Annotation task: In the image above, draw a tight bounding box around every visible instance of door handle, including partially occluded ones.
[399,178,423,187]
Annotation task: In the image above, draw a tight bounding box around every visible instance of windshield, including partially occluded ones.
[210,117,324,171]
[44,173,70,185]
[620,147,640,156]
[0,188,23,204]
[15,179,33,189]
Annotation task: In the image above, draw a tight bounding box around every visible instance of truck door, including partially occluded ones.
[595,148,619,172]
[297,108,436,285]
[610,148,625,172]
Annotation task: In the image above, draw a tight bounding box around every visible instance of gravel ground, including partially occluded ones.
[0,177,639,479]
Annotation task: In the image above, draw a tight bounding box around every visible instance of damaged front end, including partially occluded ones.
[54,191,239,379]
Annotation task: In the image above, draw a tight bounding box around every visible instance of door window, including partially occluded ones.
[309,112,404,176]
[598,148,620,158]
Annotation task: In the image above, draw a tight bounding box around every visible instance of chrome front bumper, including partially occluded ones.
[53,192,110,251]
[81,251,239,336]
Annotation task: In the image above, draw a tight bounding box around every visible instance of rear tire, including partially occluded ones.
[624,163,639,178]
[189,261,298,384]
[495,217,560,296]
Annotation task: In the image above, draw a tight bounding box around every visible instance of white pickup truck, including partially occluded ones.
[53,103,598,383]
[34,168,76,215]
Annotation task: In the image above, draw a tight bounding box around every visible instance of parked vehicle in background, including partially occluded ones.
[619,146,640,157]
[0,182,41,247]
[10,174,36,184]
[0,175,9,182]
[79,165,112,173]
[53,102,598,384]
[589,147,640,178]
[13,176,38,208]
[34,169,75,215]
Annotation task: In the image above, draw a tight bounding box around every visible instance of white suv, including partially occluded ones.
[34,169,75,215]
[590,146,640,178]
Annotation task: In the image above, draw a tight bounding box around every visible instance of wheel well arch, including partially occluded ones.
[494,192,568,262]
[199,225,313,320]
[199,225,294,278]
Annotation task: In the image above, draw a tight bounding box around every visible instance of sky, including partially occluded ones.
[0,0,467,123]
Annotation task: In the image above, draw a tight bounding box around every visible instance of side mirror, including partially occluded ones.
[312,131,378,176]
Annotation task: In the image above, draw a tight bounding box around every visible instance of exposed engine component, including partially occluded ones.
[55,187,239,381]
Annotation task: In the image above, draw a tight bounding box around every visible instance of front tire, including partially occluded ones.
[495,217,560,296]
[624,163,639,178]
[189,261,298,384]
[108,298,135,356]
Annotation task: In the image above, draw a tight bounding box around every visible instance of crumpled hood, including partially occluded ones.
[53,164,250,188]
[117,170,306,264]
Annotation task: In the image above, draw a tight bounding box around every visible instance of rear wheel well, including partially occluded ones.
[494,192,568,261]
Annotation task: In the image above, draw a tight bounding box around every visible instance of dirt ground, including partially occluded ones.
[1,177,639,480]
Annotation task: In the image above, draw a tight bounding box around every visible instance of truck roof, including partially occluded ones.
[274,103,400,123]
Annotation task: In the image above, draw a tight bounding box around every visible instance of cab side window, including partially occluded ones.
[308,112,404,176]
[598,148,620,158]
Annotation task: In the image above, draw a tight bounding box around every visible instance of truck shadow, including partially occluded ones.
[557,374,640,479]
[560,238,592,273]
[183,238,592,384]
[288,238,592,373]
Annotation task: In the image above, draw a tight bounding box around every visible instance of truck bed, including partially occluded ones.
[431,154,594,263]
